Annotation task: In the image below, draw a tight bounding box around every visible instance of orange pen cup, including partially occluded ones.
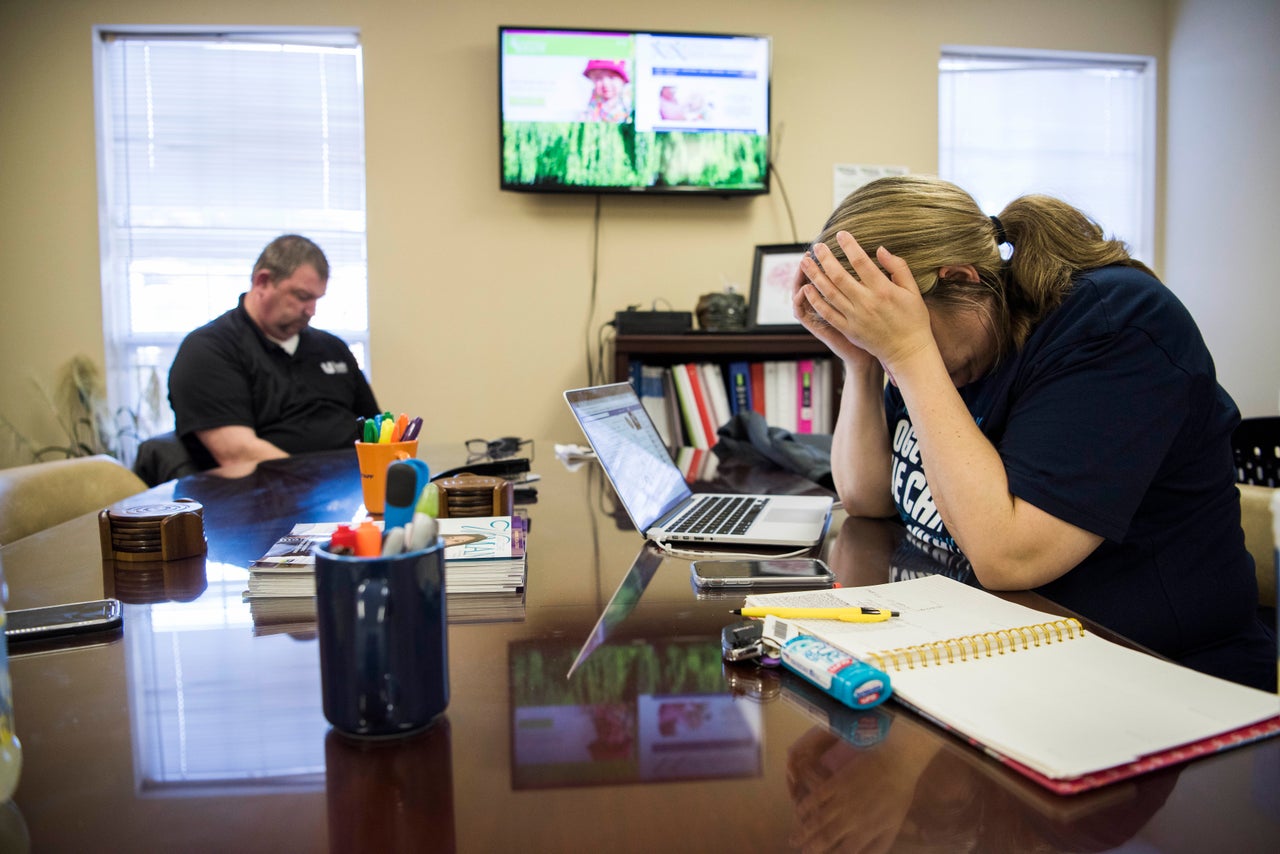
[355,440,419,514]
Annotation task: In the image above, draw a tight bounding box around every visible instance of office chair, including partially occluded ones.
[1231,417,1279,609]
[1232,416,1280,487]
[133,431,202,487]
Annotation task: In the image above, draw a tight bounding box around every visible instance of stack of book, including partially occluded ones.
[631,358,837,449]
[244,515,528,630]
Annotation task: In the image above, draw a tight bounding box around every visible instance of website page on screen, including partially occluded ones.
[573,390,688,530]
[500,28,770,192]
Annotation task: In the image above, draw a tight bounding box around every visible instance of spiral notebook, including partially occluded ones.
[747,574,1280,795]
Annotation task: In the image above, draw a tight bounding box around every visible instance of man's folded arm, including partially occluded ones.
[196,425,288,471]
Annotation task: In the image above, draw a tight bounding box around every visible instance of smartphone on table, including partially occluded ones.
[4,599,124,644]
[690,558,834,590]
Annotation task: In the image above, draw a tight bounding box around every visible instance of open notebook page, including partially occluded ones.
[747,575,1280,781]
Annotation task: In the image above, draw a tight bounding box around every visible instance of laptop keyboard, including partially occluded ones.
[666,495,768,536]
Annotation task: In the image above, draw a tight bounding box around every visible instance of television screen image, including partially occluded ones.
[499,26,771,195]
[508,636,762,788]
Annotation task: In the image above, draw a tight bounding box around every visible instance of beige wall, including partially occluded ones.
[0,0,1175,458]
[1165,0,1280,418]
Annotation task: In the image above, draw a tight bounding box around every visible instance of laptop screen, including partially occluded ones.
[566,384,692,531]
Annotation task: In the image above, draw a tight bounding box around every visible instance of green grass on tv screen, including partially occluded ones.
[502,122,768,191]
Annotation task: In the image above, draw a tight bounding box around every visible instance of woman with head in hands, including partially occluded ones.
[793,175,1274,691]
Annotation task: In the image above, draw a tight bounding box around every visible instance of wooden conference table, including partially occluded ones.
[3,444,1279,853]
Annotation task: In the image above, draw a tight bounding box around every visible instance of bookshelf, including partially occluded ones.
[612,332,842,447]
[611,332,833,384]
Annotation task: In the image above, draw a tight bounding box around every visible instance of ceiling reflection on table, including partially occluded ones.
[122,555,328,795]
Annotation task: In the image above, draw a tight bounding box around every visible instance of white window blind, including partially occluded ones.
[94,28,369,445]
[939,48,1155,265]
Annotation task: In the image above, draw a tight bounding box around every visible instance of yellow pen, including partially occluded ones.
[378,419,394,443]
[731,606,899,623]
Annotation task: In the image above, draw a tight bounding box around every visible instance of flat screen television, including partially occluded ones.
[499,26,771,195]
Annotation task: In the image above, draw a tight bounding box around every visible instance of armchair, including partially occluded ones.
[0,455,147,545]
[1232,417,1280,608]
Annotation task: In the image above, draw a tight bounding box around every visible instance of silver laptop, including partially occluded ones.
[564,383,833,547]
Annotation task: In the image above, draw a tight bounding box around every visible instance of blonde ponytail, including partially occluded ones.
[998,194,1152,343]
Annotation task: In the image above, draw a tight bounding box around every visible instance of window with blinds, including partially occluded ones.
[94,28,370,442]
[939,48,1155,265]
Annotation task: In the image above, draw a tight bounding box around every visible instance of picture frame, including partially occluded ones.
[747,243,809,331]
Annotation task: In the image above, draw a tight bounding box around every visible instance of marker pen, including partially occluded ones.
[328,523,357,556]
[391,413,409,442]
[354,520,382,557]
[381,526,406,556]
[415,482,440,518]
[407,512,438,552]
[401,416,423,442]
[384,461,426,531]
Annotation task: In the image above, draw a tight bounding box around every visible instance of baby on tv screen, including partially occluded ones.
[499,26,771,195]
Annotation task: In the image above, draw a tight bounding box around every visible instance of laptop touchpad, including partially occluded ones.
[763,508,816,525]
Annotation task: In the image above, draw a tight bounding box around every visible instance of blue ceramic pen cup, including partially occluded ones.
[314,539,449,738]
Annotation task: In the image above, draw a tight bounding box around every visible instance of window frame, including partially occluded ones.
[939,45,1157,266]
[91,25,371,449]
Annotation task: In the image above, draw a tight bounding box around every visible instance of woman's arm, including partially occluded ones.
[829,360,896,517]
[884,333,1102,588]
[792,267,895,517]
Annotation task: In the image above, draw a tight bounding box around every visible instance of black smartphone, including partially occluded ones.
[4,599,124,643]
[690,558,834,589]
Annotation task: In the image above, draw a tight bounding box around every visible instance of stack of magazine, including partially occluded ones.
[245,514,527,631]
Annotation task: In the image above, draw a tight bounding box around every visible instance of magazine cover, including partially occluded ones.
[251,515,526,567]
[442,515,525,562]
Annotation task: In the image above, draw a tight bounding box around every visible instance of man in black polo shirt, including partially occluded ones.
[168,234,379,476]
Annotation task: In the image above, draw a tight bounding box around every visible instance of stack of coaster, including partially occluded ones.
[109,553,208,604]
[98,497,207,563]
[432,474,514,518]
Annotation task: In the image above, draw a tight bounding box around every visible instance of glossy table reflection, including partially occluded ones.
[3,445,1279,853]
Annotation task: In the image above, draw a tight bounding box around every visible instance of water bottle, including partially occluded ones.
[0,554,22,802]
